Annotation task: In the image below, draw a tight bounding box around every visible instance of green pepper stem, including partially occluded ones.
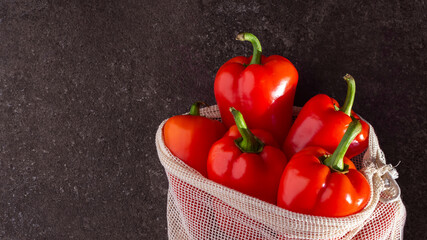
[339,74,356,116]
[236,32,262,65]
[323,119,362,172]
[189,102,206,116]
[230,107,264,153]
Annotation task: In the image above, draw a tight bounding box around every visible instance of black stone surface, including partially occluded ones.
[0,0,425,239]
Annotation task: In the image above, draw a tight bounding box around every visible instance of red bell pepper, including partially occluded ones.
[214,32,298,143]
[283,74,369,159]
[277,119,371,217]
[163,102,227,177]
[207,107,288,204]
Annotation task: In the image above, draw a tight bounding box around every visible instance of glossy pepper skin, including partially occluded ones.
[283,74,369,159]
[214,32,298,143]
[277,119,371,217]
[207,108,288,204]
[164,102,227,177]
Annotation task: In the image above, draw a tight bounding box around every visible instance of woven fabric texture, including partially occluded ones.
[156,105,406,240]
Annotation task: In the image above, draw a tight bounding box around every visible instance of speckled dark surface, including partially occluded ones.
[0,0,425,239]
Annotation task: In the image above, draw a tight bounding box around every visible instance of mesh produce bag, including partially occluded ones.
[155,105,406,240]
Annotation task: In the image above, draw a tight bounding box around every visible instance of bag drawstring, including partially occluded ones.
[374,149,401,203]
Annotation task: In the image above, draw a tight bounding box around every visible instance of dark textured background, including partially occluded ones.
[0,0,425,239]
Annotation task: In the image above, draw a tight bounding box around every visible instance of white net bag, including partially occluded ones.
[155,105,406,240]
